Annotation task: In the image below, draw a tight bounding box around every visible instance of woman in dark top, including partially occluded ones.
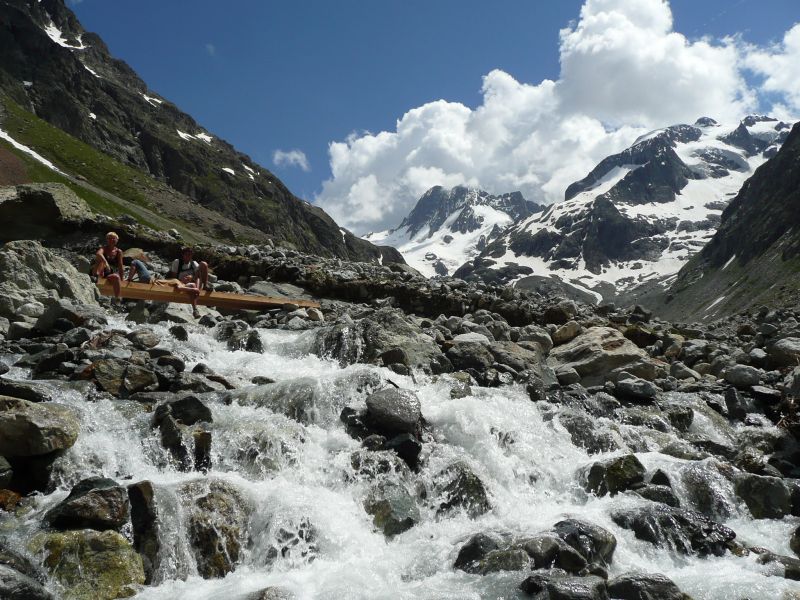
[93,231,125,298]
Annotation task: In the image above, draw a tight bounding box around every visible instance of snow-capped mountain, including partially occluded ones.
[455,116,793,301]
[364,186,540,277]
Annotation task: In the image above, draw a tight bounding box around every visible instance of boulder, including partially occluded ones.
[767,338,800,368]
[0,456,11,488]
[522,533,587,574]
[0,241,97,320]
[607,573,692,600]
[756,552,800,581]
[558,411,620,454]
[313,309,444,370]
[0,183,95,241]
[519,571,608,599]
[615,377,659,401]
[432,462,491,518]
[610,505,735,556]
[0,379,53,403]
[127,481,160,584]
[36,300,106,333]
[446,341,495,371]
[45,477,129,531]
[365,388,422,436]
[548,327,647,386]
[583,455,646,497]
[553,321,582,345]
[184,481,250,579]
[364,482,420,537]
[723,364,762,388]
[552,519,617,566]
[31,529,144,600]
[0,564,53,600]
[0,397,79,457]
[453,533,502,573]
[734,473,791,519]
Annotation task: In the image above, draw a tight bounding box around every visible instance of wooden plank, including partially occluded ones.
[96,279,320,310]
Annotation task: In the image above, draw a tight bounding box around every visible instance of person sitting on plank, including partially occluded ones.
[166,246,209,318]
[92,231,125,299]
[124,249,154,283]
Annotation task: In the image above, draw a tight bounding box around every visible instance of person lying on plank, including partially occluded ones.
[166,246,209,318]
[92,231,124,299]
[125,248,154,284]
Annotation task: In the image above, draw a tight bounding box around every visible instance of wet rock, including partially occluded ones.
[364,482,420,536]
[607,572,691,600]
[127,481,160,584]
[169,324,189,341]
[433,462,491,518]
[365,388,421,436]
[383,433,423,470]
[679,460,736,519]
[734,473,791,519]
[152,396,213,471]
[519,571,608,599]
[0,564,53,600]
[454,532,503,573]
[610,505,735,556]
[0,397,79,457]
[548,327,647,386]
[185,481,250,579]
[552,519,617,567]
[31,529,145,600]
[0,378,52,402]
[169,372,227,393]
[723,364,762,388]
[634,484,681,508]
[583,454,646,497]
[91,359,127,396]
[313,309,444,370]
[475,548,530,575]
[123,364,159,395]
[791,525,800,557]
[558,411,620,454]
[228,329,264,353]
[522,534,588,574]
[246,588,296,600]
[45,477,129,531]
[756,551,800,581]
[0,456,11,488]
[126,328,159,349]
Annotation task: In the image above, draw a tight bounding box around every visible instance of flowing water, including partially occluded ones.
[2,317,799,599]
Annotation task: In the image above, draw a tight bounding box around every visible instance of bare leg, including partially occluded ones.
[198,261,209,291]
[107,273,121,298]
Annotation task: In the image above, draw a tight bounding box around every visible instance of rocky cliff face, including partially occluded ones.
[646,121,800,321]
[455,116,791,302]
[364,186,540,277]
[0,0,399,262]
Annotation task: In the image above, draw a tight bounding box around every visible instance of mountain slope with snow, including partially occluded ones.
[455,116,792,301]
[364,186,540,278]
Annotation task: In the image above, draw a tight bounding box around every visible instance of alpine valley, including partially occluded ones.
[374,116,794,309]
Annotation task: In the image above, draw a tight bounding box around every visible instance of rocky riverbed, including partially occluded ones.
[1,238,800,599]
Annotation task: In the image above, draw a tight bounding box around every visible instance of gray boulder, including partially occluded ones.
[365,388,421,436]
[552,519,617,566]
[0,240,97,320]
[45,477,130,531]
[767,338,800,368]
[364,482,420,537]
[610,505,735,556]
[607,573,692,600]
[583,454,646,497]
[723,364,762,388]
[548,327,647,386]
[0,183,94,241]
[0,564,53,600]
[734,473,791,519]
[0,397,79,457]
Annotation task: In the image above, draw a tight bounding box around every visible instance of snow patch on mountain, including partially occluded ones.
[365,186,540,278]
[0,128,64,174]
[456,116,792,299]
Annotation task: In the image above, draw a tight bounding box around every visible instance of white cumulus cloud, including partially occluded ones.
[315,0,799,235]
[273,149,311,172]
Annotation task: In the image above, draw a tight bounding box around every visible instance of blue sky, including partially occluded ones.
[71,0,800,231]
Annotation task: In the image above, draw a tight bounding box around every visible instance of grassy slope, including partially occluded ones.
[0,96,266,244]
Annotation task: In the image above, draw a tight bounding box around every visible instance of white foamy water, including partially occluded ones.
[2,318,799,599]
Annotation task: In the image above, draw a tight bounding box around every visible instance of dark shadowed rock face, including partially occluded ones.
[45,477,130,531]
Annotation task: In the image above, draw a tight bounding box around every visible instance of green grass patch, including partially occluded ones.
[1,95,155,207]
